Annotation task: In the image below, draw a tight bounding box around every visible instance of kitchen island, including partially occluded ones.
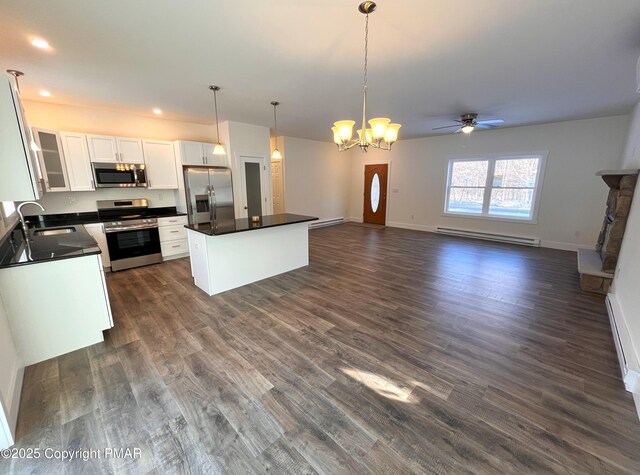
[185,213,318,296]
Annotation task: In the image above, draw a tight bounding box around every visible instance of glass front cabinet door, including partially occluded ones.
[32,128,71,192]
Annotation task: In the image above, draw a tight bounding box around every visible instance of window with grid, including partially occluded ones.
[444,155,545,221]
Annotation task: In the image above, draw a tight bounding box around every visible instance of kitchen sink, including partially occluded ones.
[33,227,77,236]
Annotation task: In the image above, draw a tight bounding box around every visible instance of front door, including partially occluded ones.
[363,164,388,225]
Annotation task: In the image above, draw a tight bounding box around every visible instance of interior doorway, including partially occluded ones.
[363,163,388,225]
[239,155,269,219]
[271,160,284,214]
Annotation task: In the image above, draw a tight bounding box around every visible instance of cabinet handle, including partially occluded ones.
[171,245,181,248]
[170,230,179,233]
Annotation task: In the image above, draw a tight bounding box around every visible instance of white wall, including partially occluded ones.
[611,100,640,413]
[35,189,176,214]
[348,115,628,250]
[225,121,272,218]
[621,101,640,169]
[282,136,350,222]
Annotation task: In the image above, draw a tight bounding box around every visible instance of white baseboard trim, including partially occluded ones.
[387,221,437,233]
[346,217,363,223]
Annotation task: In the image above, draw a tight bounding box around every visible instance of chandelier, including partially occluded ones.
[332,1,400,152]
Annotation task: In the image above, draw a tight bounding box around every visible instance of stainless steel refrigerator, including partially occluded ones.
[184,166,236,233]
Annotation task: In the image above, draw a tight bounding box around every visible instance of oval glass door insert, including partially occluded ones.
[371,173,380,213]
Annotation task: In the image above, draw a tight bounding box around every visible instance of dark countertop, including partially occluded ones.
[186,213,318,236]
[0,224,102,269]
[25,207,186,228]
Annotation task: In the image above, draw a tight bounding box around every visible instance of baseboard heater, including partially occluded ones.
[606,295,640,396]
[309,218,345,229]
[435,226,541,246]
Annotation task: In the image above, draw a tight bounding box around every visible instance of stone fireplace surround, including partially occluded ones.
[578,169,639,294]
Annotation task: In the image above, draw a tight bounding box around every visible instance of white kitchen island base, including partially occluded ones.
[186,220,311,296]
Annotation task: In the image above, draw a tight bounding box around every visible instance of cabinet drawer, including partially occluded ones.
[159,224,187,242]
[158,215,188,227]
[161,239,188,257]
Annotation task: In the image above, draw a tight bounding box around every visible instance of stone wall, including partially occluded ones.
[596,174,637,273]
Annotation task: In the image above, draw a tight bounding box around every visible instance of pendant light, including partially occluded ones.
[271,101,282,160]
[209,85,226,155]
[332,2,400,152]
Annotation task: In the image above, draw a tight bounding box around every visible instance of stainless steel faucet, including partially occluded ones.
[16,201,45,240]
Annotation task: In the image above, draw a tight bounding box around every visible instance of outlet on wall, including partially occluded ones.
[68,195,76,205]
[158,193,164,201]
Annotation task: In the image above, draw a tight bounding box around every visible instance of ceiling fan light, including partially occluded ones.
[368,117,390,139]
[384,123,401,143]
[213,143,226,155]
[335,120,355,141]
[271,148,282,160]
[461,125,474,134]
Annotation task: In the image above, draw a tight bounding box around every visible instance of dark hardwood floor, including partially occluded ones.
[3,223,640,474]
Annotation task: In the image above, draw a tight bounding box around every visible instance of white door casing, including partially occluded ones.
[238,155,271,219]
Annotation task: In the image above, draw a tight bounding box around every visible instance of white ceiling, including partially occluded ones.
[1,0,639,141]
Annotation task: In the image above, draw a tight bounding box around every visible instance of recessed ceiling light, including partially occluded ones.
[152,108,162,115]
[31,38,50,49]
[39,90,51,97]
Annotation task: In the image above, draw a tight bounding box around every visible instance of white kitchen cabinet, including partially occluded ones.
[116,137,145,164]
[0,254,112,366]
[87,135,145,164]
[158,215,188,259]
[32,128,71,192]
[175,140,226,166]
[178,140,208,165]
[87,134,118,163]
[84,223,111,268]
[0,73,44,201]
[142,140,178,189]
[59,132,95,191]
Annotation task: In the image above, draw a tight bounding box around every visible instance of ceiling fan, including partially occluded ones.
[433,113,505,134]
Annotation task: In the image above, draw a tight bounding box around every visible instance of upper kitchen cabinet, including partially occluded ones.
[32,128,71,192]
[142,139,178,189]
[175,140,227,166]
[0,73,44,201]
[116,137,145,164]
[87,135,145,164]
[59,132,95,191]
[87,134,118,163]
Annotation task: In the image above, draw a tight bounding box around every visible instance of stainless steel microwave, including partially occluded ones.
[92,162,147,188]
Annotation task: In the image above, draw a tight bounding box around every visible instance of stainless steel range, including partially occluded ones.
[97,199,162,271]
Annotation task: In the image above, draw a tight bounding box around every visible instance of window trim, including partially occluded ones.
[443,152,548,224]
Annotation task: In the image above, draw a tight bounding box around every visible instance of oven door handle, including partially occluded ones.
[105,224,158,233]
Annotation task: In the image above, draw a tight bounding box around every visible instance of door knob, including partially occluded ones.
[243,206,248,210]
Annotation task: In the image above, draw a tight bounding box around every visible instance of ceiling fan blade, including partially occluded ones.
[475,123,498,129]
[476,119,504,125]
[432,124,461,130]
[453,127,463,134]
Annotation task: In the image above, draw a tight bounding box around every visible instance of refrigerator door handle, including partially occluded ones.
[207,185,216,229]
[211,187,217,226]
